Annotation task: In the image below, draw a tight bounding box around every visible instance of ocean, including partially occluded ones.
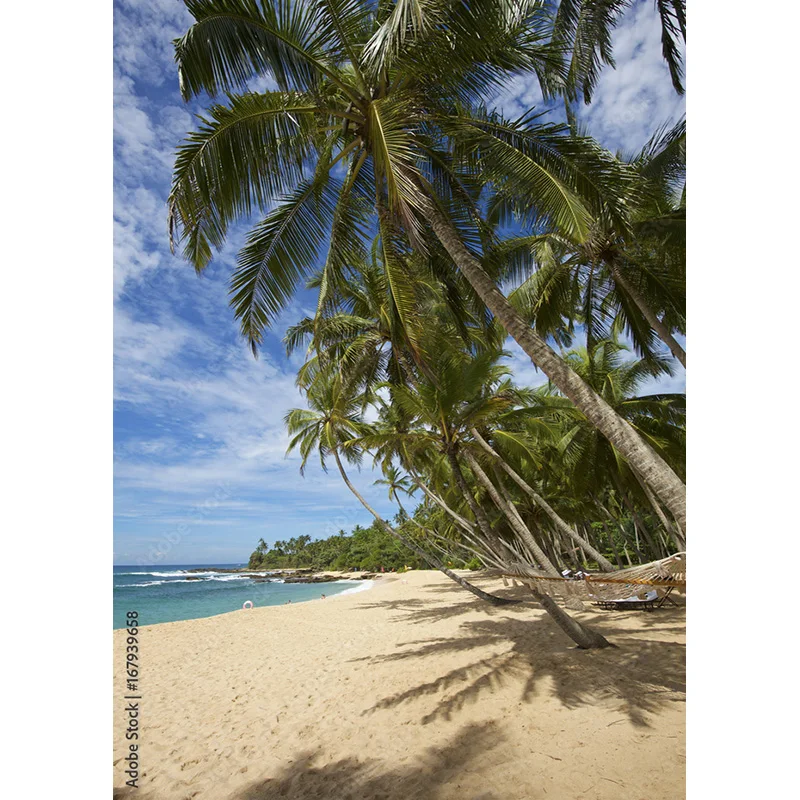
[113,564,373,628]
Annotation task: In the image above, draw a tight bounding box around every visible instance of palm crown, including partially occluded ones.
[168,0,624,349]
[169,0,687,533]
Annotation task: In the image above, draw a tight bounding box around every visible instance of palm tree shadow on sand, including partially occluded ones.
[352,597,685,729]
[237,720,502,800]
[114,722,504,800]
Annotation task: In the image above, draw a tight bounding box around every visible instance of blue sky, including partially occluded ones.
[113,0,686,566]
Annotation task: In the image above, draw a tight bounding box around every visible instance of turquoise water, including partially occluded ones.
[113,564,371,628]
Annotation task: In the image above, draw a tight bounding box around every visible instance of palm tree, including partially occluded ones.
[299,262,620,572]
[491,119,686,367]
[300,361,612,648]
[285,249,499,393]
[285,369,514,604]
[313,268,624,572]
[168,0,686,531]
[547,0,686,104]
[534,336,685,554]
[374,465,484,569]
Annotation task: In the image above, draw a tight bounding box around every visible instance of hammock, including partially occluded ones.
[488,552,686,603]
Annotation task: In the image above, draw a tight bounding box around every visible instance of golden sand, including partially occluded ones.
[114,570,685,799]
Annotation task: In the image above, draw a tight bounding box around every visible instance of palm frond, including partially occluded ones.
[168,91,324,270]
[176,0,352,98]
[550,0,629,104]
[230,167,340,351]
[654,0,686,95]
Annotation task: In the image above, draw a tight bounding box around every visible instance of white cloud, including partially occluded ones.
[114,304,391,531]
[489,1,685,155]
[490,73,546,119]
[501,339,550,390]
[114,0,193,86]
[577,1,686,153]
[114,70,185,182]
[113,185,169,296]
[112,0,685,563]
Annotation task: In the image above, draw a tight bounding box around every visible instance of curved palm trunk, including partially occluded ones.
[470,428,616,572]
[331,451,512,605]
[445,451,510,556]
[409,472,476,535]
[420,195,686,533]
[603,522,625,569]
[531,588,612,649]
[631,466,686,551]
[407,474,512,570]
[461,450,560,578]
[444,454,612,647]
[393,494,511,592]
[608,262,686,368]
[612,474,665,560]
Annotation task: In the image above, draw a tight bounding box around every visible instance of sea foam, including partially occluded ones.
[334,579,375,596]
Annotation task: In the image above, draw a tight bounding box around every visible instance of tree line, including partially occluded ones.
[247,520,482,572]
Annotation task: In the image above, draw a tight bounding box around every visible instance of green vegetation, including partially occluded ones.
[247,518,479,572]
[170,0,686,648]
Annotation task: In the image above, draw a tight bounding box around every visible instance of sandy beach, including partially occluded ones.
[114,570,685,799]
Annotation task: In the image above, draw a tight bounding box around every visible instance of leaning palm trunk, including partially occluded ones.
[470,428,616,572]
[419,194,686,533]
[411,457,610,644]
[407,470,477,536]
[531,589,612,649]
[461,450,560,578]
[407,474,512,565]
[608,262,686,368]
[393,494,496,582]
[465,514,613,649]
[612,475,665,560]
[631,466,686,551]
[445,451,513,559]
[603,522,625,568]
[331,451,512,605]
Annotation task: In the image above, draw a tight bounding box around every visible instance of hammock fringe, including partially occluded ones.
[487,553,686,602]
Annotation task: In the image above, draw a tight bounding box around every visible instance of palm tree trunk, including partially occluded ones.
[461,450,561,578]
[470,428,616,572]
[420,195,686,532]
[622,540,633,566]
[579,535,590,569]
[424,460,612,647]
[614,478,664,560]
[393,493,500,587]
[498,471,565,573]
[595,500,631,564]
[603,523,625,569]
[608,261,686,368]
[542,525,565,571]
[445,451,511,556]
[632,466,686,551]
[425,457,611,647]
[673,518,686,552]
[530,588,613,649]
[331,451,512,605]
[407,473,512,568]
[408,472,475,535]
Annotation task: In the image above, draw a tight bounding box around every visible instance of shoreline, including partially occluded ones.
[115,572,383,630]
[114,569,685,799]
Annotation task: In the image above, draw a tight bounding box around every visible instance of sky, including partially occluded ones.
[113,0,686,566]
